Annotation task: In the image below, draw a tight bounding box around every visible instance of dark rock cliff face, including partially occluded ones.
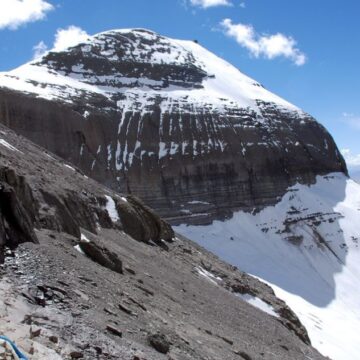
[0,170,38,262]
[0,123,327,359]
[0,122,173,265]
[0,29,347,224]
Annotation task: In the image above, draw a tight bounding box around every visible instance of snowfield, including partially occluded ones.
[175,173,360,360]
[0,29,301,117]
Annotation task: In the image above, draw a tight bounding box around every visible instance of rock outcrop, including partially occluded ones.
[0,170,38,263]
[0,29,347,224]
[0,123,173,264]
[117,195,174,244]
[79,235,123,274]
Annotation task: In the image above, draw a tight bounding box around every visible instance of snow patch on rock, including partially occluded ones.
[236,293,279,318]
[0,139,21,153]
[105,195,120,222]
[196,266,222,285]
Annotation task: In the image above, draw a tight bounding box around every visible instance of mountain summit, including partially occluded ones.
[0,28,346,223]
[0,29,359,359]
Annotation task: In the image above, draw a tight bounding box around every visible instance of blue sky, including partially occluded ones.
[0,0,359,173]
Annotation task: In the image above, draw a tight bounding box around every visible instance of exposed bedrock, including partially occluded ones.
[0,172,38,263]
[0,135,174,262]
[79,235,124,274]
[117,195,174,244]
[0,88,347,224]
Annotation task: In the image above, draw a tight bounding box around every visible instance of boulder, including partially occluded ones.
[116,195,174,244]
[148,333,170,354]
[79,238,123,274]
[0,180,38,263]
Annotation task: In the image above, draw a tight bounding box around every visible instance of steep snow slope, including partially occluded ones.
[175,173,360,360]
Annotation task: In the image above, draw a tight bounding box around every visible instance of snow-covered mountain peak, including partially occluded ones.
[0,28,346,225]
[1,28,299,114]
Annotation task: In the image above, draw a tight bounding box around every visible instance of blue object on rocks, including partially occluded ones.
[0,335,28,359]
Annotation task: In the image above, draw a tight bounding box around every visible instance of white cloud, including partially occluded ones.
[342,112,360,130]
[53,25,89,51]
[339,115,360,176]
[341,149,360,169]
[0,0,53,30]
[190,0,232,8]
[239,2,246,8]
[32,25,89,60]
[220,18,307,66]
[32,40,48,59]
